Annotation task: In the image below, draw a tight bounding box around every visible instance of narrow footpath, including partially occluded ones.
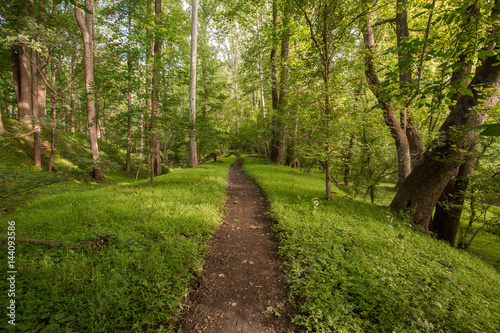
[177,156,296,332]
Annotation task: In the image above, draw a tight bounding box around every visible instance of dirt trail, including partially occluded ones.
[176,156,296,333]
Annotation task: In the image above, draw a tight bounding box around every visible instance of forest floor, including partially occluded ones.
[176,156,297,333]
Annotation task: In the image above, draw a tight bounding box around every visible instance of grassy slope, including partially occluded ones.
[242,157,500,332]
[0,156,235,332]
[0,118,150,215]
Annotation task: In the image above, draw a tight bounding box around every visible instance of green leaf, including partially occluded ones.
[469,123,500,136]
[460,88,474,97]
[479,124,500,136]
[75,3,93,15]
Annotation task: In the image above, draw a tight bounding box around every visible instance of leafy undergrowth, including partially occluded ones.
[0,156,234,332]
[242,157,500,332]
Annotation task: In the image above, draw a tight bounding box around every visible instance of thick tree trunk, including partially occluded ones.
[12,44,32,123]
[406,118,424,166]
[390,47,500,228]
[430,142,477,246]
[75,0,103,180]
[188,0,198,168]
[362,18,411,186]
[11,0,31,124]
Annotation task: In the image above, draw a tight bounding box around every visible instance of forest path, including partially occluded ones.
[176,156,296,332]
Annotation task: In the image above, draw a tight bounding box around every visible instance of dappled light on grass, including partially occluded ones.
[0,156,235,332]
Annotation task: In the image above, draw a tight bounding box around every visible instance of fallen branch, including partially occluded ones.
[330,175,343,189]
[0,235,109,250]
[0,238,74,246]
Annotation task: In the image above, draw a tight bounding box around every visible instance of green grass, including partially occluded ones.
[0,156,235,332]
[242,156,500,332]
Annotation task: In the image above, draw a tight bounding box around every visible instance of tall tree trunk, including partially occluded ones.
[29,0,42,167]
[150,0,162,177]
[70,58,76,133]
[12,43,32,123]
[125,7,133,173]
[47,61,57,173]
[269,0,280,163]
[11,1,31,124]
[188,0,198,168]
[324,73,332,201]
[75,0,103,180]
[396,0,424,167]
[145,0,153,180]
[362,18,411,186]
[276,1,290,166]
[32,50,41,167]
[390,46,500,229]
[256,11,266,115]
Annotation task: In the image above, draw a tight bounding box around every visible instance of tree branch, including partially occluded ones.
[373,18,396,27]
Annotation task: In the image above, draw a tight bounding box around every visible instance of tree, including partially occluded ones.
[146,0,163,180]
[75,0,104,180]
[390,38,500,230]
[295,0,362,200]
[188,0,198,168]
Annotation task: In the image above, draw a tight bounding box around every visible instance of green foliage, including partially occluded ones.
[0,156,235,332]
[242,157,500,332]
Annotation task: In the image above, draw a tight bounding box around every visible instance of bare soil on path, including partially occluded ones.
[176,156,296,333]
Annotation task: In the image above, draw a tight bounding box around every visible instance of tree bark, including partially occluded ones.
[11,0,32,124]
[390,46,500,229]
[150,0,163,178]
[430,142,477,246]
[269,0,280,163]
[12,43,32,123]
[28,0,43,167]
[75,0,103,180]
[37,56,47,117]
[125,8,133,173]
[362,18,411,186]
[32,50,42,167]
[395,0,425,167]
[188,0,198,168]
[70,57,76,133]
[276,1,290,166]
[47,61,57,173]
